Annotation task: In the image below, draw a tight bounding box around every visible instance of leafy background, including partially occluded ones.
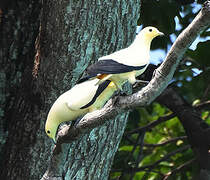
[110,0,210,179]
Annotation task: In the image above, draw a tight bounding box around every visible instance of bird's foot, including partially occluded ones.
[112,90,128,106]
[133,80,149,88]
[73,116,83,127]
[116,84,123,91]
[152,68,165,79]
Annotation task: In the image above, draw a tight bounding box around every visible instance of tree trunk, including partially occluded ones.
[0,0,141,179]
[0,0,42,179]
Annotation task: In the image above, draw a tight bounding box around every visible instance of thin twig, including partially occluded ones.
[129,132,145,180]
[119,132,145,180]
[143,136,187,148]
[163,158,196,180]
[111,145,190,173]
[125,113,176,135]
[194,100,210,111]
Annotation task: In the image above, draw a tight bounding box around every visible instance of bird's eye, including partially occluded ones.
[149,29,152,32]
[47,130,50,134]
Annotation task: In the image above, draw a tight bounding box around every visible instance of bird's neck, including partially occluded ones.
[130,35,152,52]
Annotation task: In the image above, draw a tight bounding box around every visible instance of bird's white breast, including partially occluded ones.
[99,35,151,67]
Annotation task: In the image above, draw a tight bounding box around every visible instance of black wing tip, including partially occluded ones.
[87,59,148,75]
[77,76,92,84]
[80,80,111,109]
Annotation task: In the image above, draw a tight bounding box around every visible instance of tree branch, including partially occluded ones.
[143,136,187,148]
[136,145,190,173]
[157,86,210,167]
[111,145,190,173]
[56,1,210,147]
[163,158,196,180]
[43,1,210,179]
[194,100,210,111]
[125,113,176,135]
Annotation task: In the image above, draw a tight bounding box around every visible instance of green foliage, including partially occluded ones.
[139,0,181,49]
[110,0,210,179]
[139,0,180,31]
[173,40,210,102]
[187,40,210,67]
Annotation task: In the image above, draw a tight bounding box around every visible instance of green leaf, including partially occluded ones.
[119,145,133,152]
[187,40,210,67]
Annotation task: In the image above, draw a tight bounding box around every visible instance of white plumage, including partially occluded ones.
[45,79,117,143]
[45,26,164,143]
[86,26,164,89]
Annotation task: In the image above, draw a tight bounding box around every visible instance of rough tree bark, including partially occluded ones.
[0,0,141,179]
[157,87,210,180]
[0,0,42,179]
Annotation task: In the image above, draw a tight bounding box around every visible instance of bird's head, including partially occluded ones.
[45,116,60,144]
[138,26,164,40]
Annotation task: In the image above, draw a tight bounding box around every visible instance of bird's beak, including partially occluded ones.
[158,31,164,36]
[52,137,56,144]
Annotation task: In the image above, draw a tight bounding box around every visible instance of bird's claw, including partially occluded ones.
[133,80,149,88]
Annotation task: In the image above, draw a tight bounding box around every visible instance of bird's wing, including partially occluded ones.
[80,80,111,109]
[87,59,147,76]
[65,79,98,110]
[77,59,147,84]
[66,79,111,110]
[77,76,91,84]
